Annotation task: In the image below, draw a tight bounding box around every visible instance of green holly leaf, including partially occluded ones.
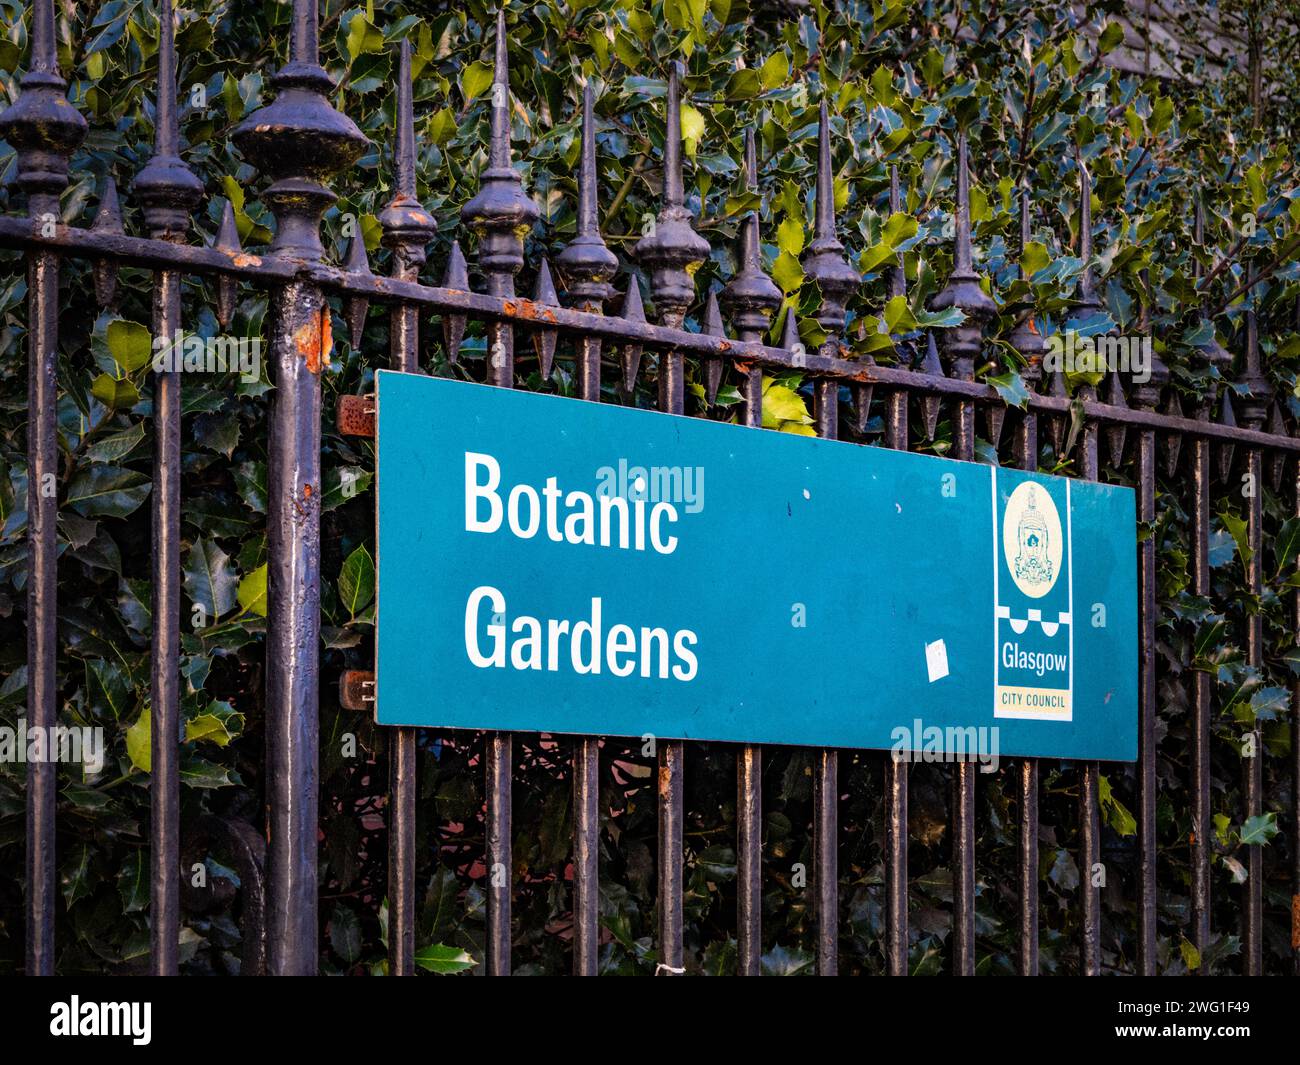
[413,943,476,974]
[237,563,268,617]
[126,707,150,773]
[339,545,376,618]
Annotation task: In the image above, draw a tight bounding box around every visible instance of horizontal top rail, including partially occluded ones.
[0,214,1291,453]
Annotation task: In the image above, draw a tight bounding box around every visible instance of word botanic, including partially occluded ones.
[464,451,699,680]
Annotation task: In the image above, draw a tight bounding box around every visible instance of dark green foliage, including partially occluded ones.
[0,0,1298,974]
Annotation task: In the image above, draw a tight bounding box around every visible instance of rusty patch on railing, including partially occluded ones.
[337,393,376,437]
[1292,894,1300,949]
[340,670,376,711]
[294,307,333,374]
[501,298,559,324]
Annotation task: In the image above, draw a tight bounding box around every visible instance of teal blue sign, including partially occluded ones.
[374,371,1138,762]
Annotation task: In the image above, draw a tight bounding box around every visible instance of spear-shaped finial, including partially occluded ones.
[1236,266,1272,430]
[618,279,647,392]
[800,100,859,341]
[441,241,470,363]
[214,199,242,328]
[343,233,372,348]
[1074,150,1100,316]
[1268,403,1289,490]
[490,8,511,170]
[1007,182,1047,453]
[556,81,619,310]
[888,165,906,303]
[134,0,204,240]
[30,0,56,75]
[918,331,945,439]
[0,0,88,211]
[461,9,540,279]
[290,0,321,67]
[91,177,124,308]
[931,130,996,380]
[1008,184,1046,372]
[720,129,781,340]
[531,259,560,379]
[232,0,368,259]
[701,290,727,404]
[380,39,437,269]
[633,62,710,326]
[1191,198,1232,383]
[1132,273,1168,420]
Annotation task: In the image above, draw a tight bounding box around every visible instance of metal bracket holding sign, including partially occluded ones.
[369,371,1139,762]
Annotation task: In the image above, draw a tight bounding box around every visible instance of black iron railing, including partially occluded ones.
[1,0,1295,976]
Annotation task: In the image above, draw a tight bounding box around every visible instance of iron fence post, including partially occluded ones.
[376,38,437,977]
[555,80,620,976]
[634,61,708,975]
[133,0,204,976]
[231,0,367,976]
[0,0,88,977]
[932,130,996,977]
[1009,183,1046,976]
[460,10,539,976]
[720,128,782,976]
[1237,276,1271,976]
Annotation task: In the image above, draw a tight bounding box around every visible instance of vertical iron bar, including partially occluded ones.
[1079,407,1102,976]
[231,0,366,975]
[1132,274,1169,979]
[149,275,182,975]
[932,131,994,977]
[634,60,709,976]
[657,319,685,973]
[267,283,327,976]
[1072,155,1104,976]
[813,359,839,979]
[1293,459,1300,976]
[1233,268,1270,975]
[0,0,89,976]
[885,389,909,976]
[736,746,762,974]
[884,165,911,978]
[1243,446,1264,973]
[378,38,437,977]
[556,80,620,976]
[1192,435,1212,956]
[1077,421,1102,978]
[134,0,202,976]
[719,129,782,976]
[797,100,858,977]
[1136,428,1159,974]
[1016,412,1040,976]
[953,381,977,978]
[461,11,540,976]
[1078,407,1102,976]
[1189,198,1228,965]
[1008,183,1045,977]
[573,736,600,974]
[813,381,839,977]
[25,228,58,977]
